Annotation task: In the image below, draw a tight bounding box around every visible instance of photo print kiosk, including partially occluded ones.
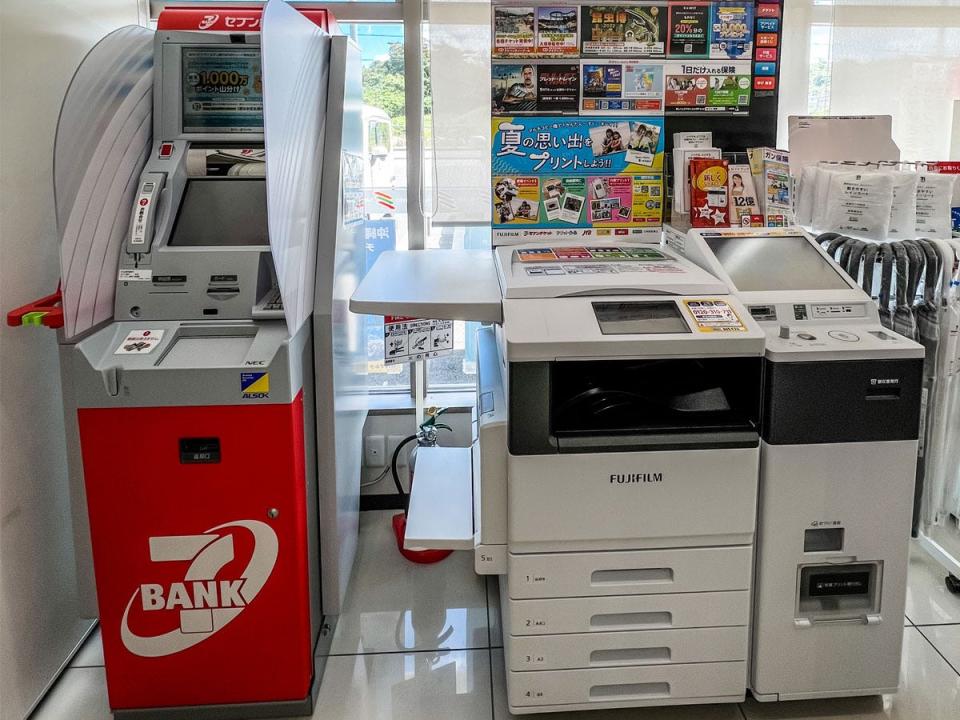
[352,242,768,713]
[667,225,924,701]
[7,3,366,717]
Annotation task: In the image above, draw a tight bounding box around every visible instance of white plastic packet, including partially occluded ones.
[794,164,818,229]
[812,164,853,233]
[887,171,920,239]
[824,171,894,241]
[916,172,958,239]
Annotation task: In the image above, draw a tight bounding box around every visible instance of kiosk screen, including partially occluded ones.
[169,179,268,247]
[182,46,263,133]
[705,236,850,292]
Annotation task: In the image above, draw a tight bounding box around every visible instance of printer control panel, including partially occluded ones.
[748,302,870,323]
[765,323,909,356]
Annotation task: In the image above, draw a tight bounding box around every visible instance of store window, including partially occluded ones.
[343,22,412,391]
[779,0,960,160]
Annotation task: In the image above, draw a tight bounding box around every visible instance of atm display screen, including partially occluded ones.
[169,179,268,247]
[182,47,263,133]
[704,235,850,292]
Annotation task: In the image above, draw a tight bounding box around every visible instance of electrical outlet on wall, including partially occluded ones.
[364,435,385,467]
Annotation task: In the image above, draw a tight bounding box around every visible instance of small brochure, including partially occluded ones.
[668,2,710,58]
[728,163,762,226]
[493,6,536,56]
[689,157,731,228]
[710,2,755,59]
[581,61,664,114]
[536,6,579,56]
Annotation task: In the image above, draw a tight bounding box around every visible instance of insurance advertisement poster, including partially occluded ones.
[580,5,667,57]
[710,2,755,59]
[580,61,664,114]
[493,174,662,228]
[181,47,263,133]
[664,61,751,112]
[535,6,579,56]
[492,116,665,175]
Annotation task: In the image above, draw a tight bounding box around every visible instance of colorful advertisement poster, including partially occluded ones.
[668,3,710,58]
[537,63,580,112]
[493,116,665,175]
[707,73,752,111]
[581,61,664,113]
[710,2,755,59]
[536,6,579,56]
[493,6,536,56]
[493,176,541,224]
[664,61,751,112]
[493,174,662,229]
[580,5,667,57]
[542,177,588,223]
[493,63,579,115]
[588,175,663,226]
[492,63,538,114]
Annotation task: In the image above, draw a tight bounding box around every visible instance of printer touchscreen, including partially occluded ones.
[704,235,849,292]
[169,178,268,247]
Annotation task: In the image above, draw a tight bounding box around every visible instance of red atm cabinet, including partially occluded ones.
[78,394,315,712]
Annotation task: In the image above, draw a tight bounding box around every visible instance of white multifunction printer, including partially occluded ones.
[668,225,924,701]
[352,241,768,712]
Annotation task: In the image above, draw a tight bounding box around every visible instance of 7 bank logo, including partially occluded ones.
[120,520,278,658]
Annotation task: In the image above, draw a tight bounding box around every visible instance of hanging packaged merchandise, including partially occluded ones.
[794,164,818,228]
[887,171,920,240]
[877,242,894,329]
[823,172,894,242]
[891,242,918,342]
[915,172,958,239]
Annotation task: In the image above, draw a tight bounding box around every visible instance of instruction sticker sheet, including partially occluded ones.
[115,329,165,354]
[384,316,454,365]
[683,299,746,332]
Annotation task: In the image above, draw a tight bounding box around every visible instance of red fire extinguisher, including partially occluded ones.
[391,408,454,564]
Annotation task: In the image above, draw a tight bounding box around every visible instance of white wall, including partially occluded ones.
[0,2,142,718]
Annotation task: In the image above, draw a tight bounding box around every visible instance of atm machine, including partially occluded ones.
[352,242,767,713]
[667,225,924,701]
[8,4,366,718]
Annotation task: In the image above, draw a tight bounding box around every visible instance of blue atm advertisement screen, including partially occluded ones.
[182,47,263,133]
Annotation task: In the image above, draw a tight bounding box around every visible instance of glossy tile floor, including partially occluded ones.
[36,512,960,720]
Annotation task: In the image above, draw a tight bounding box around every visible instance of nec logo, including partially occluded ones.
[121,520,278,658]
[870,378,900,386]
[610,473,663,484]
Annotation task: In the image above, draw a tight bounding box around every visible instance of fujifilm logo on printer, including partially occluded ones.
[610,473,664,484]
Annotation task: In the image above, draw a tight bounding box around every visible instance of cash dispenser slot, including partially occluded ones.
[156,325,258,369]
